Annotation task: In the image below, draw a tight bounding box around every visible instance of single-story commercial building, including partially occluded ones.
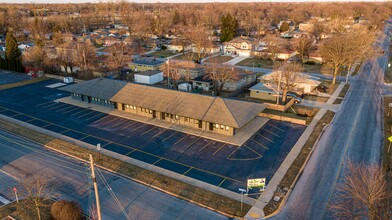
[134,70,163,85]
[61,78,267,136]
[60,78,127,109]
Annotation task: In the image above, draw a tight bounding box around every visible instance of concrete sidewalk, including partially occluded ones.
[224,56,248,65]
[298,99,341,112]
[245,83,346,219]
[59,97,269,146]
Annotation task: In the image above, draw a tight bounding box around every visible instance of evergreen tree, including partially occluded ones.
[220,13,238,43]
[280,21,290,32]
[5,30,21,61]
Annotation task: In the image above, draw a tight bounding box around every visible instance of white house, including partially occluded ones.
[260,71,321,94]
[223,36,256,57]
[134,70,164,85]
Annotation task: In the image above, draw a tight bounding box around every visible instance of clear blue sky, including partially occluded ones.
[0,0,387,3]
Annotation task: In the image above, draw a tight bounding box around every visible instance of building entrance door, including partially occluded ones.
[209,123,214,131]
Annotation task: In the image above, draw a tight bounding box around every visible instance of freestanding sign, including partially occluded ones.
[247,178,266,193]
[247,178,266,188]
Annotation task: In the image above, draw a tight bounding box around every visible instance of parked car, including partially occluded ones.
[287,93,302,103]
[315,85,328,93]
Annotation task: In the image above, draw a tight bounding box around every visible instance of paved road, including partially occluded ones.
[0,129,228,220]
[270,20,391,219]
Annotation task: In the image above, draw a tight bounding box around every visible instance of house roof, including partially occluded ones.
[131,59,164,66]
[225,36,256,45]
[261,71,321,86]
[192,75,213,82]
[110,83,266,128]
[60,78,127,100]
[249,82,278,93]
[135,70,162,76]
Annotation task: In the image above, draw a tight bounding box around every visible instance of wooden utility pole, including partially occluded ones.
[89,154,102,220]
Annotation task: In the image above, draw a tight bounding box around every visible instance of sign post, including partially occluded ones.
[97,143,101,160]
[239,188,246,212]
[13,187,18,203]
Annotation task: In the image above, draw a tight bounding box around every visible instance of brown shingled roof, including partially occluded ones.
[111,83,266,128]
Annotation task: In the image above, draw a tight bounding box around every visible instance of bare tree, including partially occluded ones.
[263,36,286,62]
[107,42,130,75]
[328,160,392,220]
[342,28,376,83]
[206,63,237,96]
[161,60,181,89]
[293,38,312,63]
[23,46,47,68]
[56,42,78,76]
[320,34,346,85]
[75,42,96,78]
[20,173,57,220]
[187,25,213,63]
[271,62,302,104]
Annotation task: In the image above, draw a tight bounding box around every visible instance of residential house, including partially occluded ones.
[165,39,192,52]
[134,70,164,85]
[61,78,267,136]
[260,71,321,94]
[170,62,206,80]
[222,70,258,91]
[192,75,213,92]
[192,69,257,92]
[129,59,165,72]
[249,82,278,101]
[191,44,221,54]
[103,36,122,47]
[224,36,256,57]
[298,23,314,32]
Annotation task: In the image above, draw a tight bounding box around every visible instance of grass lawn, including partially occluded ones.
[333,84,350,104]
[0,119,250,218]
[302,80,340,103]
[171,52,198,61]
[383,96,392,209]
[302,95,330,103]
[204,55,233,64]
[321,80,340,95]
[0,77,49,91]
[263,110,335,216]
[302,63,334,75]
[150,50,178,58]
[235,57,274,69]
[385,45,392,83]
[0,200,54,220]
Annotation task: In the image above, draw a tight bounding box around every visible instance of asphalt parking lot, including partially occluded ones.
[0,79,306,193]
[0,70,31,85]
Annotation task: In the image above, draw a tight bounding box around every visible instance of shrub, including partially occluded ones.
[160,45,167,50]
[304,60,316,65]
[51,200,83,220]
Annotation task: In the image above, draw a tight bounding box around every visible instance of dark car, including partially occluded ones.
[287,93,302,103]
